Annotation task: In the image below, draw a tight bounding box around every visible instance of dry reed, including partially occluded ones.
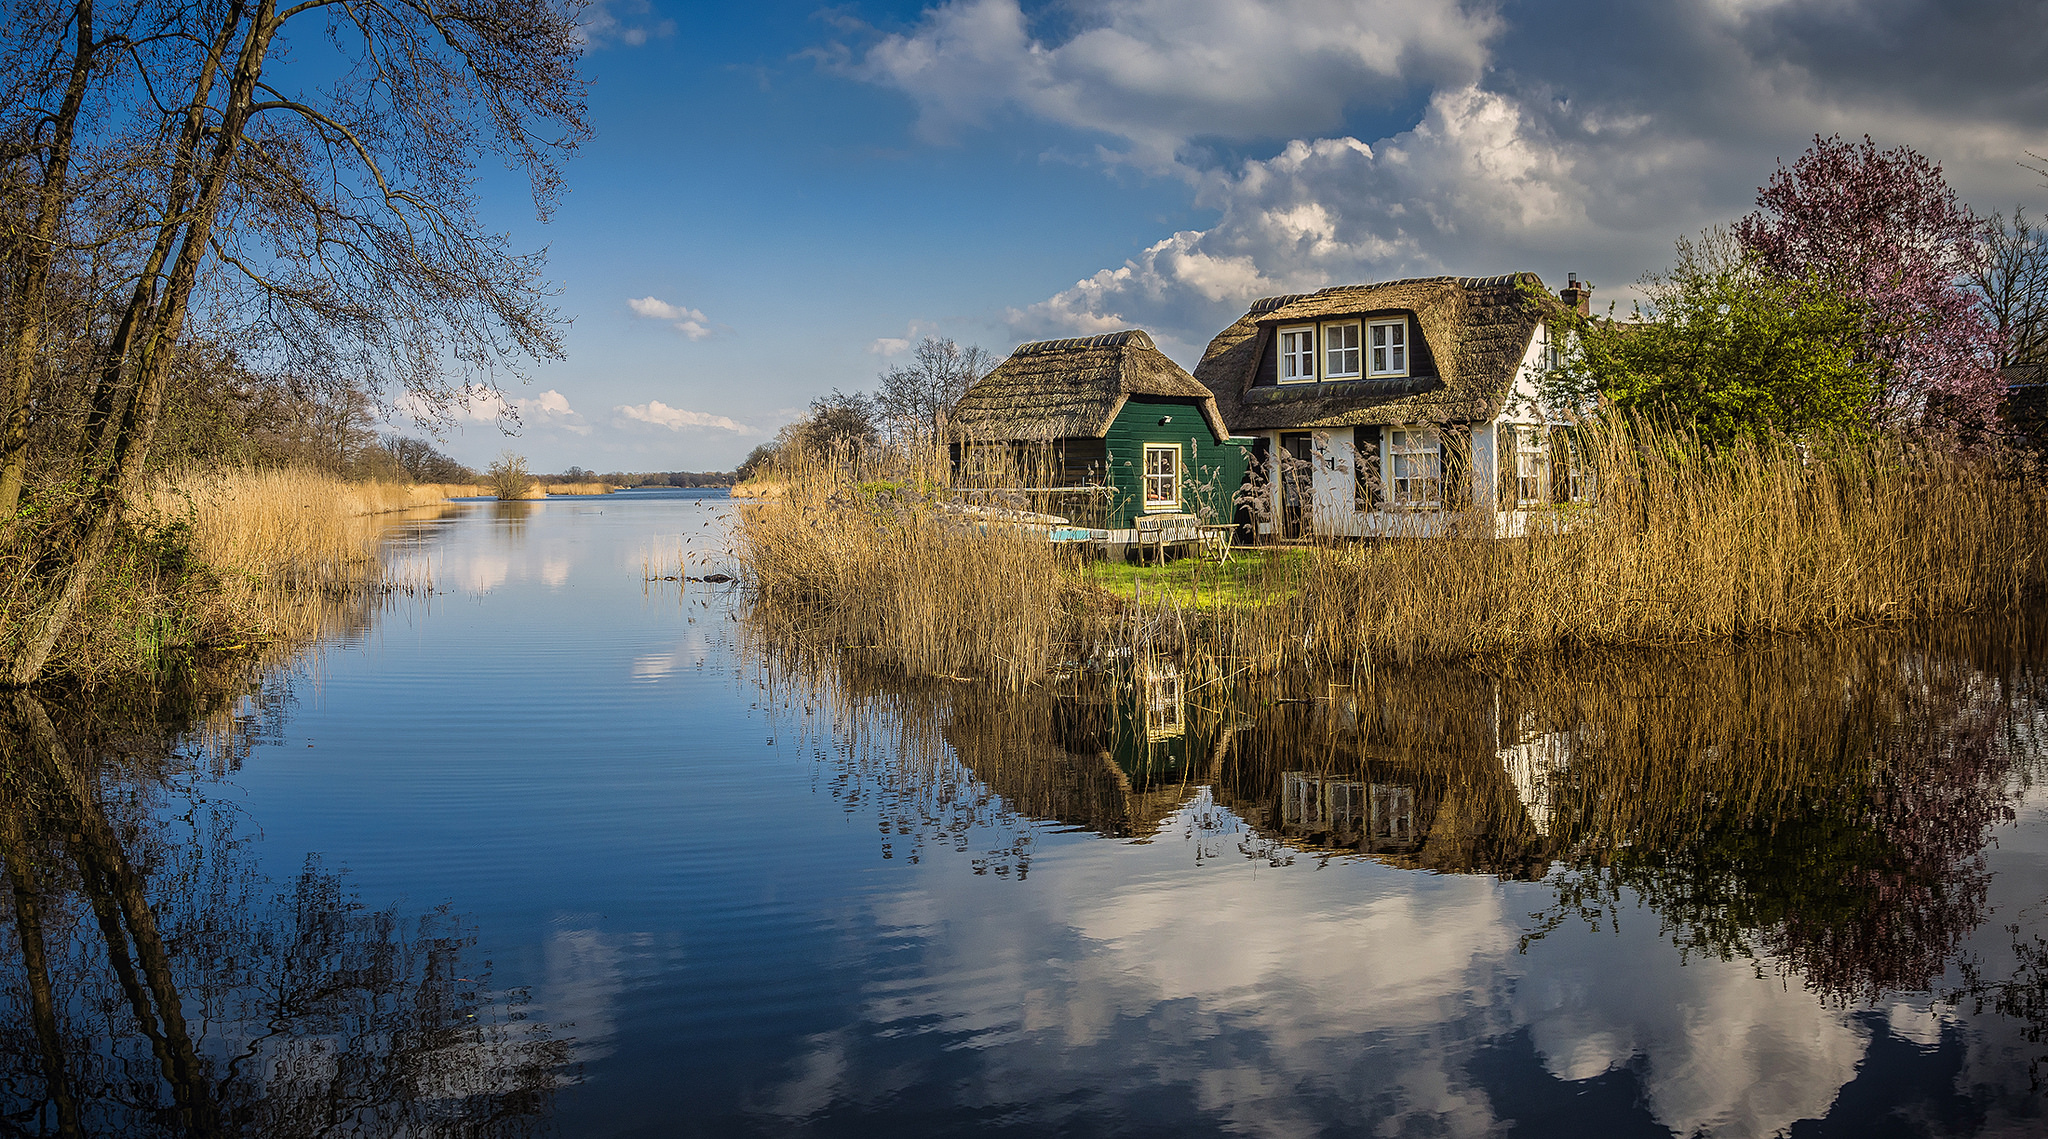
[4,467,468,681]
[736,423,2048,685]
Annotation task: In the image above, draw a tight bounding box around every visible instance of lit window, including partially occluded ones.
[1143,443,1181,510]
[1323,321,1361,379]
[1516,429,1550,507]
[1279,325,1316,383]
[1387,427,1441,509]
[1369,318,1408,377]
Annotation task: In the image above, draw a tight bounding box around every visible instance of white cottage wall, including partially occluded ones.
[1249,320,1567,541]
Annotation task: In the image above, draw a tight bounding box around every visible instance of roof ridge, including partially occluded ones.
[1011,329,1154,355]
[1248,293,1310,315]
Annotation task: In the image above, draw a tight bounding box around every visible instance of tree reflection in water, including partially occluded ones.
[752,619,2048,1024]
[0,690,569,1137]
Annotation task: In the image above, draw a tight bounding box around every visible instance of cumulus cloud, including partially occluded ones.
[839,0,1498,169]
[615,400,756,434]
[627,296,715,340]
[1012,87,1610,340]
[837,0,2048,349]
[868,337,912,355]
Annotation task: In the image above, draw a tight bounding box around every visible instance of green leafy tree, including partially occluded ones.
[1548,234,1877,446]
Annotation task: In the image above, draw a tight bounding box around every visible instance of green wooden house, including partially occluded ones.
[949,329,1251,532]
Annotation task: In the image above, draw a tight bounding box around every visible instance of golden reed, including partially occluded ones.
[736,423,2048,687]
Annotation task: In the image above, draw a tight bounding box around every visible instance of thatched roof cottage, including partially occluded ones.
[1194,273,1590,538]
[950,330,1249,531]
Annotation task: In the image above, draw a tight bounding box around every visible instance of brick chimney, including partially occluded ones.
[1559,272,1592,316]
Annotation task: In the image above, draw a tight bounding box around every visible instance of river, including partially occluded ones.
[5,488,2048,1136]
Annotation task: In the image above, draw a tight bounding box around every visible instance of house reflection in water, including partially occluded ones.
[932,657,1212,842]
[923,655,1575,877]
[1212,673,1570,878]
[1279,775,1417,853]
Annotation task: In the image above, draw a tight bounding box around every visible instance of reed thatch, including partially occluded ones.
[951,329,1231,442]
[1195,273,1566,431]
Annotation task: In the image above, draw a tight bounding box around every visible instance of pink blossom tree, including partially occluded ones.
[1737,135,2002,432]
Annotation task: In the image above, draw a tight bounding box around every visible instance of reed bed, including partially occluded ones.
[736,457,1111,689]
[736,423,2048,685]
[1285,426,2048,664]
[5,467,468,681]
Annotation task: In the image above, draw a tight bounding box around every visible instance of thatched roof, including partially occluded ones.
[951,329,1230,442]
[1194,273,1566,430]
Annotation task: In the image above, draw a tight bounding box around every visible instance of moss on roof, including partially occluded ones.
[1195,273,1566,430]
[952,329,1230,442]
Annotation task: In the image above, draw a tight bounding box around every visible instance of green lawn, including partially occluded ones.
[1063,547,1308,609]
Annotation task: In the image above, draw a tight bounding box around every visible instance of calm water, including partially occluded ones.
[7,489,2048,1137]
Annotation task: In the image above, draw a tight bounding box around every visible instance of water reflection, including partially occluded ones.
[751,620,2048,1133]
[0,688,568,1135]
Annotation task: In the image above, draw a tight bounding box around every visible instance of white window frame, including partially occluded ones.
[1515,427,1550,508]
[1278,324,1317,384]
[1322,320,1362,380]
[1142,443,1181,511]
[1385,427,1442,510]
[1369,318,1408,378]
[1556,431,1593,504]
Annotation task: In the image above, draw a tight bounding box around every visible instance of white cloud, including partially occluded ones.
[615,400,756,434]
[840,0,2048,352]
[577,0,674,48]
[1010,87,1609,341]
[627,296,715,340]
[445,386,582,426]
[841,0,1498,170]
[868,337,911,356]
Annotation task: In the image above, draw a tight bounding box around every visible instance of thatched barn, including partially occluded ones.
[950,329,1250,531]
[1194,273,1588,538]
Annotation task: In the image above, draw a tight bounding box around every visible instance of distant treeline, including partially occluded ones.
[550,467,733,488]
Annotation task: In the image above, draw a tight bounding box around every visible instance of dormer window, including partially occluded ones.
[1322,321,1361,379]
[1279,325,1316,383]
[1369,318,1408,377]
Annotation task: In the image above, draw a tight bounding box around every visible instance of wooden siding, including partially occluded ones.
[1102,396,1247,528]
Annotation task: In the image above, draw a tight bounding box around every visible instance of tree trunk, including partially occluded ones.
[5,0,268,687]
[14,692,219,1134]
[0,0,96,519]
[0,748,83,1138]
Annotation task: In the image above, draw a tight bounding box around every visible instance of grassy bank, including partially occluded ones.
[736,425,2048,688]
[4,468,466,683]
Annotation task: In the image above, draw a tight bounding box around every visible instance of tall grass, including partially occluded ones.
[1283,425,2048,664]
[736,448,1116,689]
[3,467,466,682]
[735,423,2048,684]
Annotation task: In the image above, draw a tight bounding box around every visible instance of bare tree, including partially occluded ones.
[874,336,991,447]
[1,0,589,685]
[1974,207,2048,377]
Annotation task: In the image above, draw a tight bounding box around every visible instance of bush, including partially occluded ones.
[487,452,532,500]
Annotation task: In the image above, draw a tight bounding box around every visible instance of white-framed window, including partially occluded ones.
[1369,318,1408,377]
[1322,320,1362,379]
[1279,325,1316,383]
[1386,427,1441,509]
[1556,430,1593,504]
[1515,427,1550,507]
[1143,443,1181,510]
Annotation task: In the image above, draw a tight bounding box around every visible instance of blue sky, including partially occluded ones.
[419,0,2048,472]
